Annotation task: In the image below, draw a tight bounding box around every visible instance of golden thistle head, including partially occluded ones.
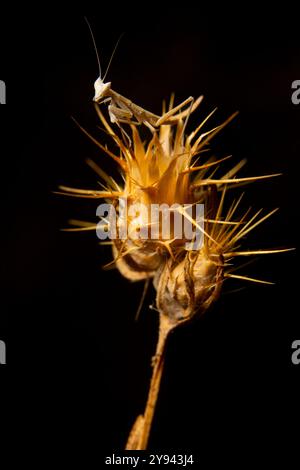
[59,97,292,325]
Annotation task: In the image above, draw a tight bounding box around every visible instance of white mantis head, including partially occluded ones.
[93,78,111,102]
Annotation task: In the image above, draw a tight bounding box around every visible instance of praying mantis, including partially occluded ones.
[85,18,203,131]
[93,78,203,131]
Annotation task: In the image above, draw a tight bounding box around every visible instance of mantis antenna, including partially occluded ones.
[84,16,102,78]
[85,17,124,82]
[103,33,124,81]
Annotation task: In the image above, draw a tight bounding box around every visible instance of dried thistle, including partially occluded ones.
[59,95,292,450]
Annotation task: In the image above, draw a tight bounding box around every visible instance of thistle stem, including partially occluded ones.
[125,314,173,450]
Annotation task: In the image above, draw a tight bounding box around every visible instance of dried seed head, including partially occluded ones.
[155,248,224,323]
[97,104,239,281]
[60,96,288,319]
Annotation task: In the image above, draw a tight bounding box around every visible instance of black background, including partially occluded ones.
[0,9,299,466]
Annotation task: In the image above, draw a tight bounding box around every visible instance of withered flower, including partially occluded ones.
[59,96,292,450]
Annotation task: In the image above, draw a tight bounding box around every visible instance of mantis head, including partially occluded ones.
[93,78,112,102]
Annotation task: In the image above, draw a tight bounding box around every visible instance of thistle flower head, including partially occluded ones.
[60,97,290,323]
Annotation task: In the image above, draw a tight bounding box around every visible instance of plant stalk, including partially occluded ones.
[125,314,173,450]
